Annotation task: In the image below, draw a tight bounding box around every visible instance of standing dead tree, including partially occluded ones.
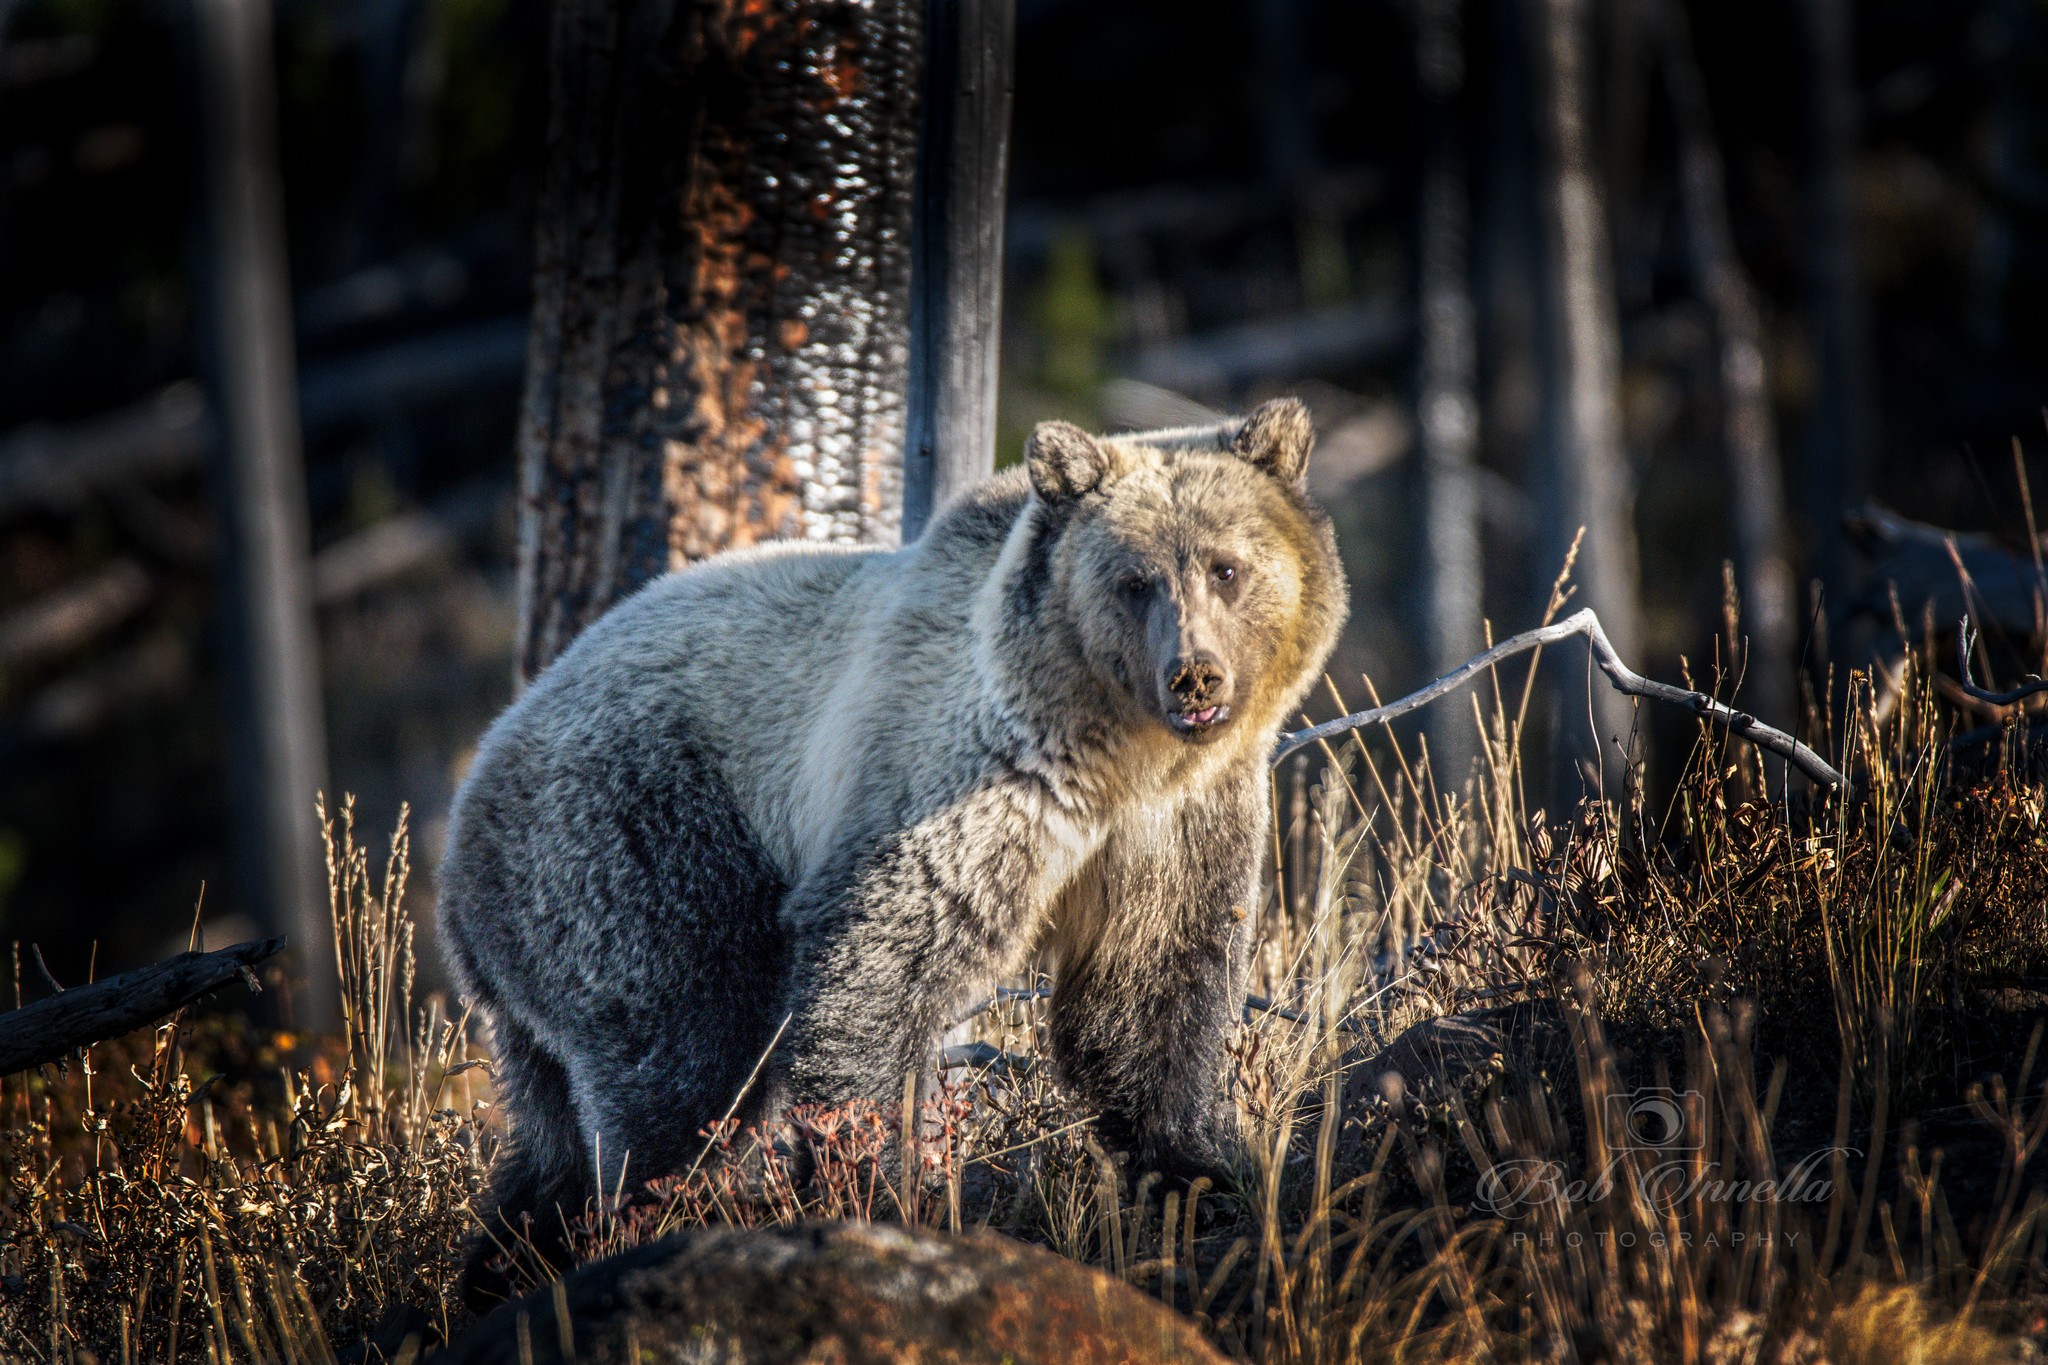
[902,0,1014,542]
[1524,0,1643,781]
[1415,0,1484,784]
[516,0,923,680]
[191,0,332,1024]
[1655,0,1796,741]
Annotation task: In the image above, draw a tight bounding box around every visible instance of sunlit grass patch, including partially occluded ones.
[4,651,2048,1361]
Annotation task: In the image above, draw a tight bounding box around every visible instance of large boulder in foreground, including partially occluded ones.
[440,1222,1227,1365]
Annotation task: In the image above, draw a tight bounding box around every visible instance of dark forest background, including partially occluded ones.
[2,0,2045,1000]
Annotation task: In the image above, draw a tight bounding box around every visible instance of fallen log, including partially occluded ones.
[1131,298,1409,400]
[1844,504,2048,718]
[0,317,527,517]
[0,558,152,672]
[1845,504,2047,637]
[0,936,283,1075]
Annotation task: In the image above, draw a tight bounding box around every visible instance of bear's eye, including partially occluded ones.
[1119,574,1153,600]
[1212,562,1240,585]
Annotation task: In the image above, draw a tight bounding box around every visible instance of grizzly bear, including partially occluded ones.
[437,398,1347,1270]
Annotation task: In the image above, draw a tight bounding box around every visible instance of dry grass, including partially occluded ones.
[1,800,488,1362]
[6,637,2048,1361]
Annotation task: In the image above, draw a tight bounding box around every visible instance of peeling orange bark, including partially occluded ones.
[516,0,921,682]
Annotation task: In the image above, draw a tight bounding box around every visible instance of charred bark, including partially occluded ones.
[0,938,283,1077]
[517,0,923,681]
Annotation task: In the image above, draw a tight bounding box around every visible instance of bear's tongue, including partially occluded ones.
[1188,706,1219,724]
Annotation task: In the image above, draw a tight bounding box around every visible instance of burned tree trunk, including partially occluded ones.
[1656,0,1796,742]
[1525,0,1643,782]
[517,0,923,681]
[1416,0,1484,784]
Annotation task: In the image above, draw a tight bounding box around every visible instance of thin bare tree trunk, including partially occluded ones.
[516,0,922,681]
[1526,0,1642,783]
[1656,0,1795,740]
[1416,0,1484,785]
[902,0,1013,542]
[1797,0,1872,614]
[192,0,332,1025]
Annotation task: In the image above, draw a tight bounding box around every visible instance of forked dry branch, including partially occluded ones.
[1957,616,2048,708]
[1272,605,1846,788]
[947,606,1844,1036]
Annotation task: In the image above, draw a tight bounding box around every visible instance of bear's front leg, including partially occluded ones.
[777,783,1049,1115]
[1048,777,1266,1183]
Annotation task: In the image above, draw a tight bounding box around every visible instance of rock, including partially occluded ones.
[438,1222,1228,1365]
[1341,998,1569,1121]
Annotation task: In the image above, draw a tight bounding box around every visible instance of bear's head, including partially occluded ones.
[1002,397,1348,756]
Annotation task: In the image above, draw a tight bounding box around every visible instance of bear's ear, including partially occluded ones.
[1027,421,1117,503]
[1231,397,1315,490]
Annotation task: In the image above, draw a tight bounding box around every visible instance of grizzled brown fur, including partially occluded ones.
[437,399,1347,1284]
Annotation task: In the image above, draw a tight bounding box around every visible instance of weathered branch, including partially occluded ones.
[947,983,1049,1027]
[1848,506,2048,720]
[1271,606,1846,789]
[940,1040,1033,1075]
[1957,618,2048,708]
[1243,992,1368,1038]
[0,937,284,1075]
[1130,300,1407,400]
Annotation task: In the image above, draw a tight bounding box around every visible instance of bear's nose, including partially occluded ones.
[1166,654,1229,704]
